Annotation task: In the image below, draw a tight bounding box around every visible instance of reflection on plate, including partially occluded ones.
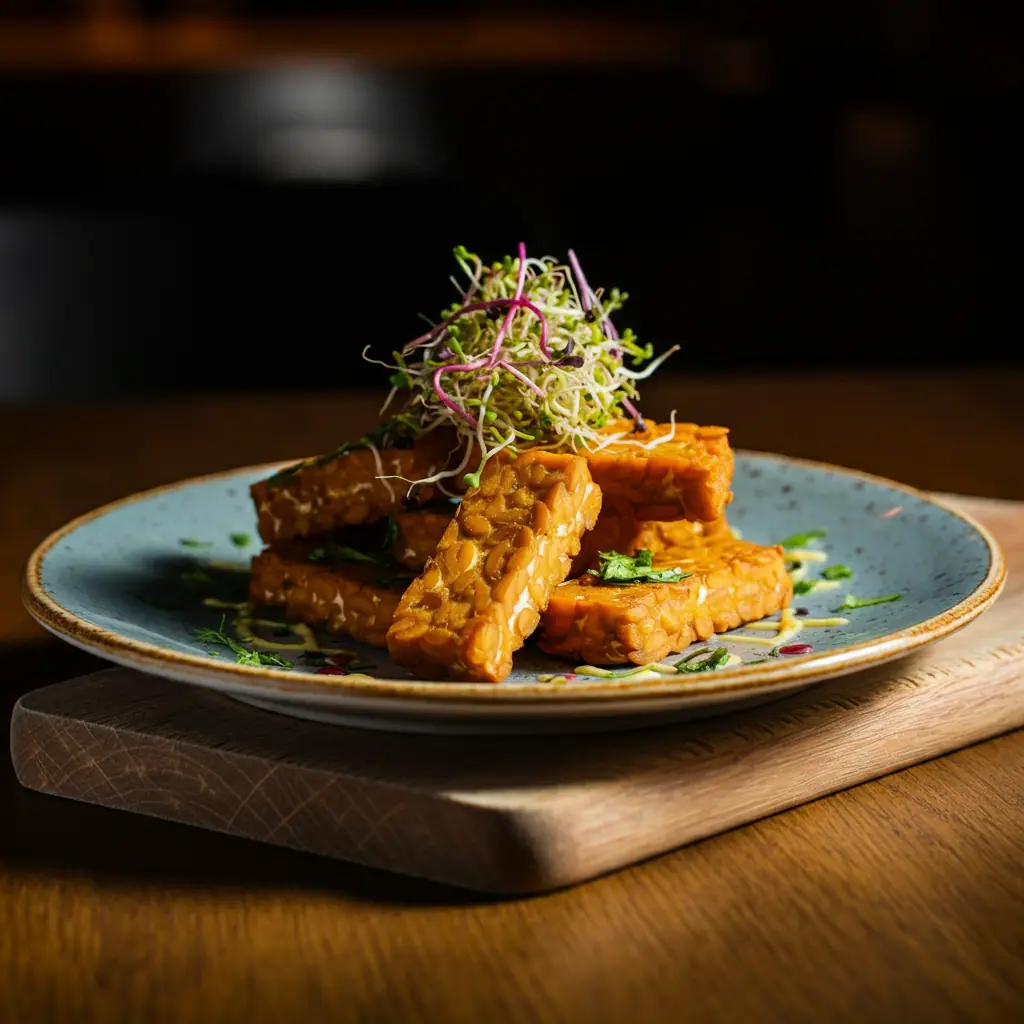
[24,452,1004,734]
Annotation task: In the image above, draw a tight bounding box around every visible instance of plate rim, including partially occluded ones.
[22,450,1007,708]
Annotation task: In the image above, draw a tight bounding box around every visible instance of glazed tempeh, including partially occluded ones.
[251,429,458,543]
[571,503,733,576]
[391,509,454,570]
[582,419,734,522]
[539,536,791,665]
[250,542,415,648]
[386,452,603,683]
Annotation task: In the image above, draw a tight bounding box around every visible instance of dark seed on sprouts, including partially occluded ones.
[795,607,809,616]
[584,310,596,323]
[632,417,647,434]
[486,306,505,320]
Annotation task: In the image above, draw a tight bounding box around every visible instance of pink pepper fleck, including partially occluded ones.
[778,643,814,656]
[317,665,349,676]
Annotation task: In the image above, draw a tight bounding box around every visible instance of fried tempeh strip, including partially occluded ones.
[251,429,458,543]
[582,419,734,522]
[570,501,734,576]
[386,452,603,683]
[250,542,415,648]
[392,509,454,570]
[540,536,792,666]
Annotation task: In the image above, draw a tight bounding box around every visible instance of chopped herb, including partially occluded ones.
[587,549,691,586]
[382,515,399,550]
[777,529,827,549]
[236,649,293,669]
[193,615,293,669]
[675,647,730,673]
[180,538,213,549]
[301,651,329,666]
[307,544,389,566]
[230,532,252,549]
[675,648,711,665]
[822,564,853,580]
[792,579,817,596]
[835,593,902,612]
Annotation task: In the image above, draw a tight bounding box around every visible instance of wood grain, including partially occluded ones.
[3,374,1024,1023]
[10,495,1024,896]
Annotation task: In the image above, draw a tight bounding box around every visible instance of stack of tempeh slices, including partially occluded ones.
[249,419,792,682]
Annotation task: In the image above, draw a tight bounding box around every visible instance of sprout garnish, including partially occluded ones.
[364,243,679,494]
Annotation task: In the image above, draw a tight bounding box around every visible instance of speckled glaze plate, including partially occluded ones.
[23,452,1005,734]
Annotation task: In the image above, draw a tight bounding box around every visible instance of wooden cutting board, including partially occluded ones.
[10,494,1024,895]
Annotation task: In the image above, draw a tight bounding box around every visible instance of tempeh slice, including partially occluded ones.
[539,537,791,666]
[391,509,454,570]
[386,452,603,683]
[582,419,734,522]
[571,501,734,576]
[251,429,458,543]
[250,542,415,648]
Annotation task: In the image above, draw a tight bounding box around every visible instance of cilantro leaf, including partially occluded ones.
[777,529,827,549]
[230,532,252,548]
[792,579,817,595]
[587,549,690,586]
[834,593,902,612]
[822,564,853,580]
[180,538,213,549]
[675,647,730,673]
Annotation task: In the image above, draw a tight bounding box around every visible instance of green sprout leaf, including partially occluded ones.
[179,538,213,549]
[229,532,252,549]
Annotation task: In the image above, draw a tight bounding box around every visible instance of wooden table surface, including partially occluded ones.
[2,367,1024,1023]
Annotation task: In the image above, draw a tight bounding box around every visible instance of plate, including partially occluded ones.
[23,452,1005,734]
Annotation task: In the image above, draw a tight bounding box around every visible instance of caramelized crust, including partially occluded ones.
[582,419,733,522]
[386,452,603,683]
[250,542,414,648]
[539,537,792,666]
[250,429,458,543]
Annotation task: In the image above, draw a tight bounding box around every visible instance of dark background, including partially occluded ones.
[1,2,1021,402]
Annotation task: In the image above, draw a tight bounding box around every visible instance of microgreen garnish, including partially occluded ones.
[777,529,827,548]
[822,564,853,580]
[792,580,817,596]
[180,538,213,549]
[382,516,399,550]
[230,532,252,548]
[587,549,691,586]
[307,544,389,566]
[359,243,679,497]
[675,647,730,672]
[301,651,329,666]
[193,615,292,669]
[835,593,902,612]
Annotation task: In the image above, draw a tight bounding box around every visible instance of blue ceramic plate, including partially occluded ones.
[24,452,1005,734]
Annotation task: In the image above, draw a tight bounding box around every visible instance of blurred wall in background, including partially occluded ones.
[0,1,1021,401]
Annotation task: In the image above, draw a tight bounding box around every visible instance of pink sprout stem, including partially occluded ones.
[498,360,545,398]
[568,246,618,341]
[621,396,645,430]
[432,360,487,428]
